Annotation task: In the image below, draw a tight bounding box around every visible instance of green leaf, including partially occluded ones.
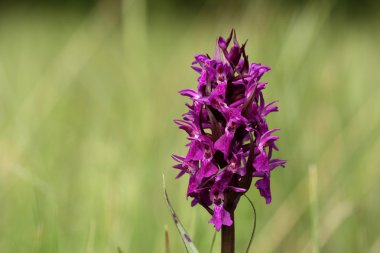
[162,175,200,253]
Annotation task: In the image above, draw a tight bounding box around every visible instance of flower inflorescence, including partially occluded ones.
[173,30,286,231]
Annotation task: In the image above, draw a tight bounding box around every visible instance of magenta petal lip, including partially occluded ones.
[172,29,286,230]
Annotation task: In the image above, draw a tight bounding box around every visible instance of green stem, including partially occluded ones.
[221,212,235,253]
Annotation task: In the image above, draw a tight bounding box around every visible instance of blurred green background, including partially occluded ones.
[0,0,379,252]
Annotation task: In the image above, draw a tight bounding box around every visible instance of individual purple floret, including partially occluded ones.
[173,30,286,231]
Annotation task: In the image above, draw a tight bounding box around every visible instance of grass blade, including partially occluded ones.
[209,231,217,253]
[243,194,257,253]
[163,175,200,253]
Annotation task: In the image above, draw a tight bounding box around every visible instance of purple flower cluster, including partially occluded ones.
[173,30,286,231]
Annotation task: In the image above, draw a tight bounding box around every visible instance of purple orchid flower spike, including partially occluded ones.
[172,29,286,252]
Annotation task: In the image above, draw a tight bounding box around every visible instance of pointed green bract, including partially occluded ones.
[163,175,200,253]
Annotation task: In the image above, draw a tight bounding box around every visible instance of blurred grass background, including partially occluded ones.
[0,0,380,252]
